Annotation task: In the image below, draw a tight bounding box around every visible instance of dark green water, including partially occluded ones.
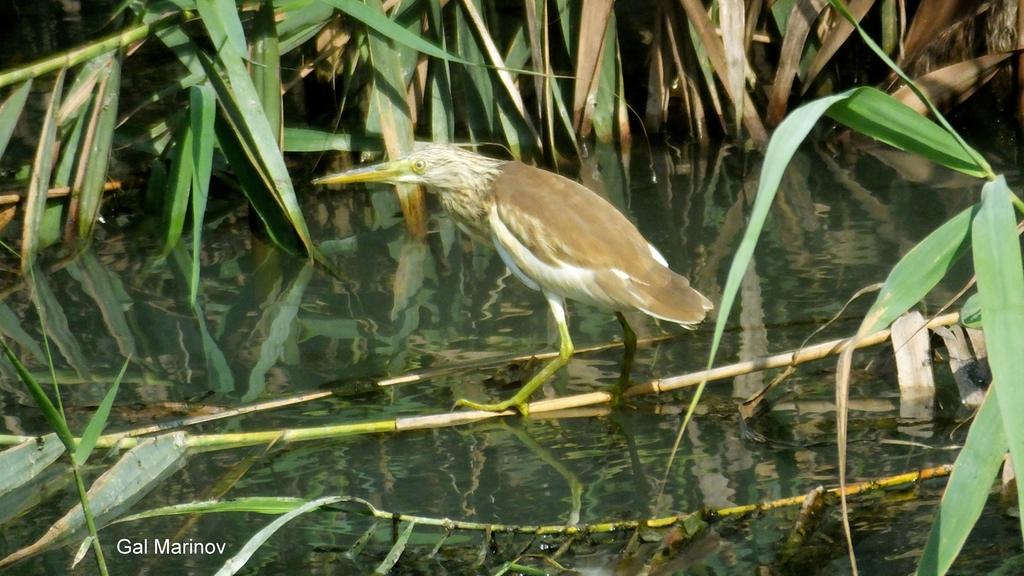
[1,134,1021,574]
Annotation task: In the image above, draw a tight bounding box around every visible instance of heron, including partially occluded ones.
[314,144,712,415]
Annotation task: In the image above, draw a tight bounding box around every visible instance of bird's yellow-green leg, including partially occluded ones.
[457,293,573,415]
[612,312,637,400]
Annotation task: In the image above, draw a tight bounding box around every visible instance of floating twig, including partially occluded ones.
[0,312,963,449]
[623,312,960,397]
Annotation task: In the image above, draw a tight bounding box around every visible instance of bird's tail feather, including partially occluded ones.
[636,273,713,327]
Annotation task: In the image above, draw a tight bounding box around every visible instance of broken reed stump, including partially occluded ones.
[889,311,990,414]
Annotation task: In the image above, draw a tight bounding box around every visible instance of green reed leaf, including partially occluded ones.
[74,54,121,240]
[190,82,215,305]
[196,0,248,56]
[0,80,32,161]
[22,70,64,271]
[252,0,282,144]
[374,520,415,575]
[858,206,973,335]
[215,496,344,576]
[283,127,381,152]
[73,358,129,466]
[115,497,308,524]
[970,176,1024,533]
[161,115,194,253]
[917,389,1006,575]
[826,87,991,179]
[318,0,469,64]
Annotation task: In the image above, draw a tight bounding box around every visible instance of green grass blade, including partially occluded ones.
[58,53,110,129]
[858,206,973,334]
[547,63,580,155]
[960,293,982,328]
[0,339,75,451]
[277,1,334,48]
[363,0,414,152]
[214,117,301,253]
[283,127,381,152]
[151,21,205,78]
[825,87,990,179]
[21,70,65,272]
[115,497,308,524]
[970,176,1024,532]
[198,51,319,258]
[0,80,32,161]
[458,0,541,153]
[215,496,344,576]
[161,115,194,254]
[552,0,574,58]
[196,0,248,56]
[916,389,1007,575]
[252,0,282,144]
[189,82,216,306]
[74,54,122,240]
[374,520,415,575]
[278,18,331,55]
[426,0,454,142]
[73,358,129,466]
[318,0,469,64]
[54,113,87,187]
[454,1,494,141]
[682,91,855,518]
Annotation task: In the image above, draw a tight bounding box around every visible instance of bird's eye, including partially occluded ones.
[412,160,427,174]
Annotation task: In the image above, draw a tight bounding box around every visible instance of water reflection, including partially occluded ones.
[0,140,1008,574]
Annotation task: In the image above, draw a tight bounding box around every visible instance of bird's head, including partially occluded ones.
[312,143,505,193]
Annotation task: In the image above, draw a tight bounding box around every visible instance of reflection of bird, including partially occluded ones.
[314,144,712,414]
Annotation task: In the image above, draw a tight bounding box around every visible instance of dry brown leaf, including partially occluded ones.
[664,8,710,142]
[523,0,545,121]
[719,0,746,135]
[900,0,989,70]
[314,17,351,82]
[802,0,877,92]
[892,51,1013,114]
[767,0,828,126]
[644,3,668,132]
[677,0,767,145]
[571,0,614,137]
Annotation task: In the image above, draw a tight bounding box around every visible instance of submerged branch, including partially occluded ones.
[144,463,950,538]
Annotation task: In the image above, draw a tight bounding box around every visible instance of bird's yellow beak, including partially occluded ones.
[311,160,412,186]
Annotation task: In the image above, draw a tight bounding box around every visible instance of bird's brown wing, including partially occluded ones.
[491,162,712,324]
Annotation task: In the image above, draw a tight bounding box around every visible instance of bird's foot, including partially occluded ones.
[455,396,530,416]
